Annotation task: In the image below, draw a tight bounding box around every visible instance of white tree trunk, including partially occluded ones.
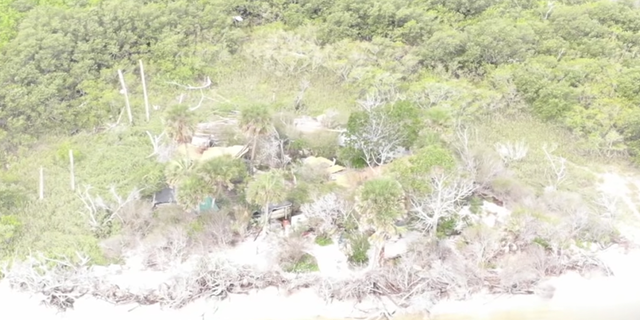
[118,69,133,124]
[139,60,150,122]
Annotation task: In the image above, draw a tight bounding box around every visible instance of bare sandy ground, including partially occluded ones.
[2,245,640,320]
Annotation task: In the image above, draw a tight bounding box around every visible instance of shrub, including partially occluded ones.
[190,208,236,246]
[314,234,333,246]
[347,233,370,265]
[355,178,405,237]
[388,144,456,194]
[293,131,340,159]
[54,141,85,166]
[285,254,319,273]
[276,234,318,273]
[0,215,22,254]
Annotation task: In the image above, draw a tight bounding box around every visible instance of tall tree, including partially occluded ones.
[163,104,197,162]
[164,104,196,144]
[196,155,248,197]
[245,170,288,238]
[355,177,405,268]
[239,105,273,173]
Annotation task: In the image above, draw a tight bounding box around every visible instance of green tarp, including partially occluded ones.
[198,196,220,213]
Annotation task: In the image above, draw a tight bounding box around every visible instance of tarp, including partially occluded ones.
[152,187,176,205]
[198,196,220,212]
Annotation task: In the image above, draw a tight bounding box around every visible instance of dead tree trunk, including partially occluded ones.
[139,60,150,122]
[118,69,133,125]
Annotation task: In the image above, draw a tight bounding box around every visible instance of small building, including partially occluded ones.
[253,201,293,220]
[152,187,176,208]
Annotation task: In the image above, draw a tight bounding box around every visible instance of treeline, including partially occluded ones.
[0,0,640,159]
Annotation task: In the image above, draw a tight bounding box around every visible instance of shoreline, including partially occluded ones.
[2,245,639,320]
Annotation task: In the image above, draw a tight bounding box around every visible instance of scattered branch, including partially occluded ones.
[167,77,212,90]
[495,140,528,165]
[542,143,567,191]
[166,77,230,111]
[146,130,167,158]
[77,185,141,236]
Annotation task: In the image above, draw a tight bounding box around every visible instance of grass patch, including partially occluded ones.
[210,56,358,118]
[314,234,333,246]
[284,253,319,273]
[473,116,599,192]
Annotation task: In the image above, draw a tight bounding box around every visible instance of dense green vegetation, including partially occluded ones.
[0,0,637,286]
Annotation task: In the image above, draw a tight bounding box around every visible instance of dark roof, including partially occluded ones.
[268,201,293,211]
[153,187,176,205]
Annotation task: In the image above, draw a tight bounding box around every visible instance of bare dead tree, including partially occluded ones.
[345,107,406,168]
[356,93,385,112]
[300,193,351,234]
[146,130,167,158]
[294,79,310,110]
[542,143,567,191]
[453,124,476,173]
[166,77,230,111]
[77,185,141,236]
[495,140,528,166]
[594,191,619,219]
[412,82,459,109]
[409,172,476,238]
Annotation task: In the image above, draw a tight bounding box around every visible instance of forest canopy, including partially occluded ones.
[1,0,639,159]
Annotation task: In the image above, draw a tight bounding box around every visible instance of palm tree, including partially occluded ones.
[245,170,288,239]
[164,158,196,207]
[196,155,248,196]
[239,105,273,173]
[355,177,405,268]
[163,104,197,159]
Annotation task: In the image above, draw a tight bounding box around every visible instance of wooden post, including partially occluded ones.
[69,149,75,191]
[139,60,150,122]
[39,166,44,200]
[118,69,133,125]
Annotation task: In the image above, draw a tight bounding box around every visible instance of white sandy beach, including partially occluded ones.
[2,243,640,320]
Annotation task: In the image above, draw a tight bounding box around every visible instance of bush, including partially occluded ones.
[189,209,236,247]
[0,214,22,254]
[276,234,318,273]
[292,131,340,159]
[54,141,85,166]
[355,178,405,237]
[347,233,370,265]
[388,144,456,194]
[314,234,333,246]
